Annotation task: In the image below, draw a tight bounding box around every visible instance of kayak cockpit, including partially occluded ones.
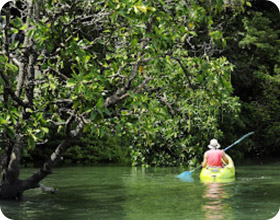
[200,155,235,183]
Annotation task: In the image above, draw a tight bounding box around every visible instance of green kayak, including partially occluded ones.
[200,155,235,183]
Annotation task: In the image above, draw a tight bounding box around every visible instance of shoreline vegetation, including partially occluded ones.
[0,0,279,199]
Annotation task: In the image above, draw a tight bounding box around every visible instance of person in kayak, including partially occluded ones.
[201,139,230,168]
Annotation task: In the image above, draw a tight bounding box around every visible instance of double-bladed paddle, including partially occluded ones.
[176,131,254,181]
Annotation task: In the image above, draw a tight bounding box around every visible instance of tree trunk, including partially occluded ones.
[0,134,25,200]
[0,140,68,200]
[0,180,24,200]
[0,129,78,200]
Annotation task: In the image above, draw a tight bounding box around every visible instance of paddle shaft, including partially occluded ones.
[224,132,254,152]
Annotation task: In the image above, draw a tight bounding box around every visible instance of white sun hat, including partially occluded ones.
[208,139,221,149]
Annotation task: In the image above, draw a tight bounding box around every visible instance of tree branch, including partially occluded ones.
[173,57,193,89]
[22,140,68,190]
[156,92,175,116]
[2,5,11,60]
[15,0,34,98]
[0,71,29,107]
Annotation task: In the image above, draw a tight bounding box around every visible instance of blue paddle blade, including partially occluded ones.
[176,171,194,182]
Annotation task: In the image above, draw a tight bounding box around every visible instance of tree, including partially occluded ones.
[222,0,280,158]
[0,0,242,199]
[0,0,154,200]
[109,0,241,167]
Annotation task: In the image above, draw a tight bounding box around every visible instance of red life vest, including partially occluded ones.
[206,149,224,167]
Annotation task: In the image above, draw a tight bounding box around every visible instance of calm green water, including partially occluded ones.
[0,162,279,220]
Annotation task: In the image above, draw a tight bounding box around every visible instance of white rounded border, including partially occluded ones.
[0,0,279,219]
[0,208,12,220]
[269,208,280,220]
[0,0,15,12]
[267,0,280,12]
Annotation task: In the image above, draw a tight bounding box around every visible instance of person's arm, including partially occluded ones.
[222,151,229,164]
[202,152,207,168]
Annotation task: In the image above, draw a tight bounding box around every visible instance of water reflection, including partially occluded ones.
[1,166,279,220]
[202,182,234,220]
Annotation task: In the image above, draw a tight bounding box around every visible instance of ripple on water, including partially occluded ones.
[0,164,279,220]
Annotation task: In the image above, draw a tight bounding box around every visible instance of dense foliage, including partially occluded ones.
[65,0,280,165]
[221,0,280,158]
[0,0,279,186]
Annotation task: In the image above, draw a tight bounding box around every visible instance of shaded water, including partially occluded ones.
[0,162,279,220]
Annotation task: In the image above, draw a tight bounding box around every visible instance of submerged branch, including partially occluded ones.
[39,184,58,193]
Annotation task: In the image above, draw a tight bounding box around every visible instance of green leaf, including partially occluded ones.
[0,117,7,125]
[66,79,76,87]
[136,5,147,13]
[6,63,18,72]
[90,111,97,120]
[97,109,103,118]
[246,1,252,7]
[104,108,111,116]
[57,125,63,133]
[41,127,49,134]
[20,23,28,31]
[83,123,92,133]
[85,55,91,63]
[6,127,15,138]
[96,98,104,108]
[27,136,36,149]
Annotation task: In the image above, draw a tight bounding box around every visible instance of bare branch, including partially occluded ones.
[2,5,11,60]
[156,92,175,116]
[15,0,34,98]
[47,67,68,81]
